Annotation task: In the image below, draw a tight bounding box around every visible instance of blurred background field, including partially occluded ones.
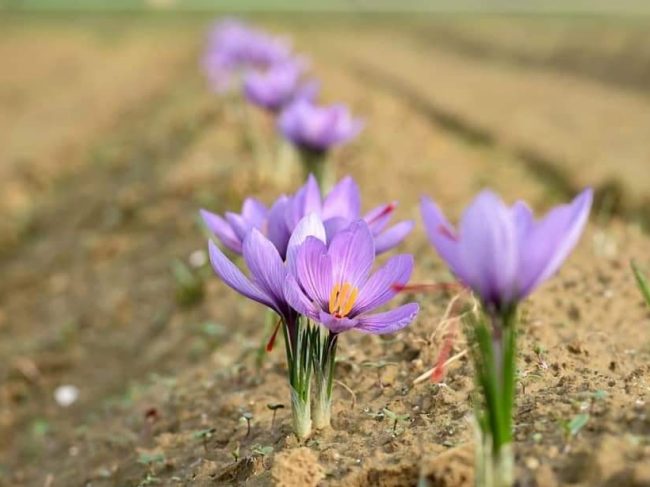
[1,3,649,486]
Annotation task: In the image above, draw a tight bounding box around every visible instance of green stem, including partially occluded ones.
[299,149,331,192]
[467,306,517,487]
[311,329,338,429]
[282,316,313,440]
[275,139,296,186]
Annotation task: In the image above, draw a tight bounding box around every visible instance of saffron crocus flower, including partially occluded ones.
[420,188,593,313]
[208,214,326,439]
[283,174,414,255]
[202,19,292,93]
[278,100,363,189]
[279,99,363,154]
[283,219,418,429]
[284,220,418,334]
[420,188,592,487]
[243,60,304,113]
[200,196,291,258]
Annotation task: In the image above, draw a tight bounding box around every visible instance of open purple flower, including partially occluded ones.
[201,196,291,257]
[278,99,363,154]
[243,59,305,113]
[420,188,593,312]
[282,174,413,255]
[284,220,419,334]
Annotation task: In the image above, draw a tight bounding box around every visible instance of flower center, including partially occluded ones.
[328,282,359,318]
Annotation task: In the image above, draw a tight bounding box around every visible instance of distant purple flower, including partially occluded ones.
[202,19,292,93]
[282,175,413,255]
[278,99,363,154]
[284,220,419,334]
[243,60,304,113]
[208,214,325,331]
[420,188,593,312]
[201,196,291,257]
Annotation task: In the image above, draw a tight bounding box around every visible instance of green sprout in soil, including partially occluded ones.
[137,451,166,467]
[382,408,410,436]
[251,444,274,457]
[138,474,160,487]
[193,428,216,453]
[267,403,285,430]
[231,443,241,463]
[631,260,650,307]
[562,413,590,440]
[239,412,253,437]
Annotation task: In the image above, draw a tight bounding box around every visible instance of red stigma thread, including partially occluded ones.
[438,225,458,241]
[431,332,455,383]
[367,202,397,225]
[266,318,282,352]
[392,282,464,294]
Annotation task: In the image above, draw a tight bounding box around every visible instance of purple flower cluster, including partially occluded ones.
[202,18,362,154]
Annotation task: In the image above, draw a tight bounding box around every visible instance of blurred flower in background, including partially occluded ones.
[202,18,292,94]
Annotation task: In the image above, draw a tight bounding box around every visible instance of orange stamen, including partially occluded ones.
[328,282,359,317]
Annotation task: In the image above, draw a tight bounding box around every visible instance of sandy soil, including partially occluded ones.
[0,14,649,487]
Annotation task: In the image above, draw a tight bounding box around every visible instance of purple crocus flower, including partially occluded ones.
[202,19,292,93]
[201,196,291,257]
[278,99,363,154]
[420,188,593,312]
[208,213,325,330]
[243,60,305,113]
[282,174,414,255]
[284,220,419,334]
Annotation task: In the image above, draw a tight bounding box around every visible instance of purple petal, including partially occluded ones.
[353,254,413,315]
[242,229,286,308]
[285,174,322,229]
[356,303,419,335]
[267,195,291,258]
[286,213,326,274]
[294,236,332,309]
[373,220,414,254]
[200,209,242,253]
[323,217,351,241]
[208,240,273,308]
[328,220,375,289]
[284,274,320,320]
[322,176,361,222]
[518,188,593,297]
[420,197,462,276]
[457,191,519,305]
[225,212,250,242]
[241,198,268,228]
[317,310,359,334]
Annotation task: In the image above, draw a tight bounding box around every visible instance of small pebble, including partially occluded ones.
[54,385,79,407]
[189,249,208,268]
[525,457,540,470]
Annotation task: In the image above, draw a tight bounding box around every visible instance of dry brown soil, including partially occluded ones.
[0,14,649,487]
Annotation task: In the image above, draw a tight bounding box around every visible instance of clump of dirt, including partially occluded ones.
[272,447,325,487]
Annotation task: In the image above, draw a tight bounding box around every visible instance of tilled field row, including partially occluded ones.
[298,25,650,225]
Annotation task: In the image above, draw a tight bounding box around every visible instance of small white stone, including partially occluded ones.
[54,385,79,407]
[189,249,208,268]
